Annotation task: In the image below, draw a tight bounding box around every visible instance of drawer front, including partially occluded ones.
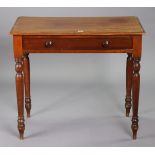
[23,37,133,51]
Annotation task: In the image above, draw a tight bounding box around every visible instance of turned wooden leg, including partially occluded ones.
[23,53,31,118]
[15,58,25,140]
[131,57,140,140]
[125,53,133,117]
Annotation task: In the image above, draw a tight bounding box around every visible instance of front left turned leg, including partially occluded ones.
[131,57,140,140]
[23,53,31,118]
[15,58,25,139]
[125,53,133,117]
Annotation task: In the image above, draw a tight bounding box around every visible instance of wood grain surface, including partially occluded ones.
[10,16,144,35]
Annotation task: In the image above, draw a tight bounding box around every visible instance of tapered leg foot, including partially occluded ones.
[133,132,137,140]
[27,113,30,118]
[25,97,31,118]
[131,116,138,140]
[18,117,25,140]
[19,134,24,140]
[125,96,132,117]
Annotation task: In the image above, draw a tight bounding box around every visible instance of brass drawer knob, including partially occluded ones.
[102,40,109,48]
[45,41,54,48]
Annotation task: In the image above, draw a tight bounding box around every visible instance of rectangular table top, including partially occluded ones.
[10,16,144,36]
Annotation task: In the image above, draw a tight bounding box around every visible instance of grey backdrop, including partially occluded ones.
[0,7,155,146]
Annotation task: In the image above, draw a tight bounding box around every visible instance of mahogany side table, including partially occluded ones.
[10,16,144,140]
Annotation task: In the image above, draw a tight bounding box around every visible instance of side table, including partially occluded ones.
[10,16,144,140]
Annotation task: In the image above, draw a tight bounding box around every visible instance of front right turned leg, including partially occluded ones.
[131,57,141,140]
[15,58,25,140]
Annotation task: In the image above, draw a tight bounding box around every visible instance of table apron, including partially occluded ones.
[22,36,133,53]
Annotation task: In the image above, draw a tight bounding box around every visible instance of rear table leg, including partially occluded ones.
[125,53,133,117]
[23,53,31,118]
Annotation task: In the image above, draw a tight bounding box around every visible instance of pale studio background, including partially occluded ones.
[0,7,154,146]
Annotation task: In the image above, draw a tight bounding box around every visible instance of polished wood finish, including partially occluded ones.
[23,53,31,117]
[10,16,144,140]
[15,58,25,140]
[23,36,133,52]
[132,57,140,139]
[125,53,133,117]
[10,16,144,35]
[13,35,25,139]
[131,35,142,139]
